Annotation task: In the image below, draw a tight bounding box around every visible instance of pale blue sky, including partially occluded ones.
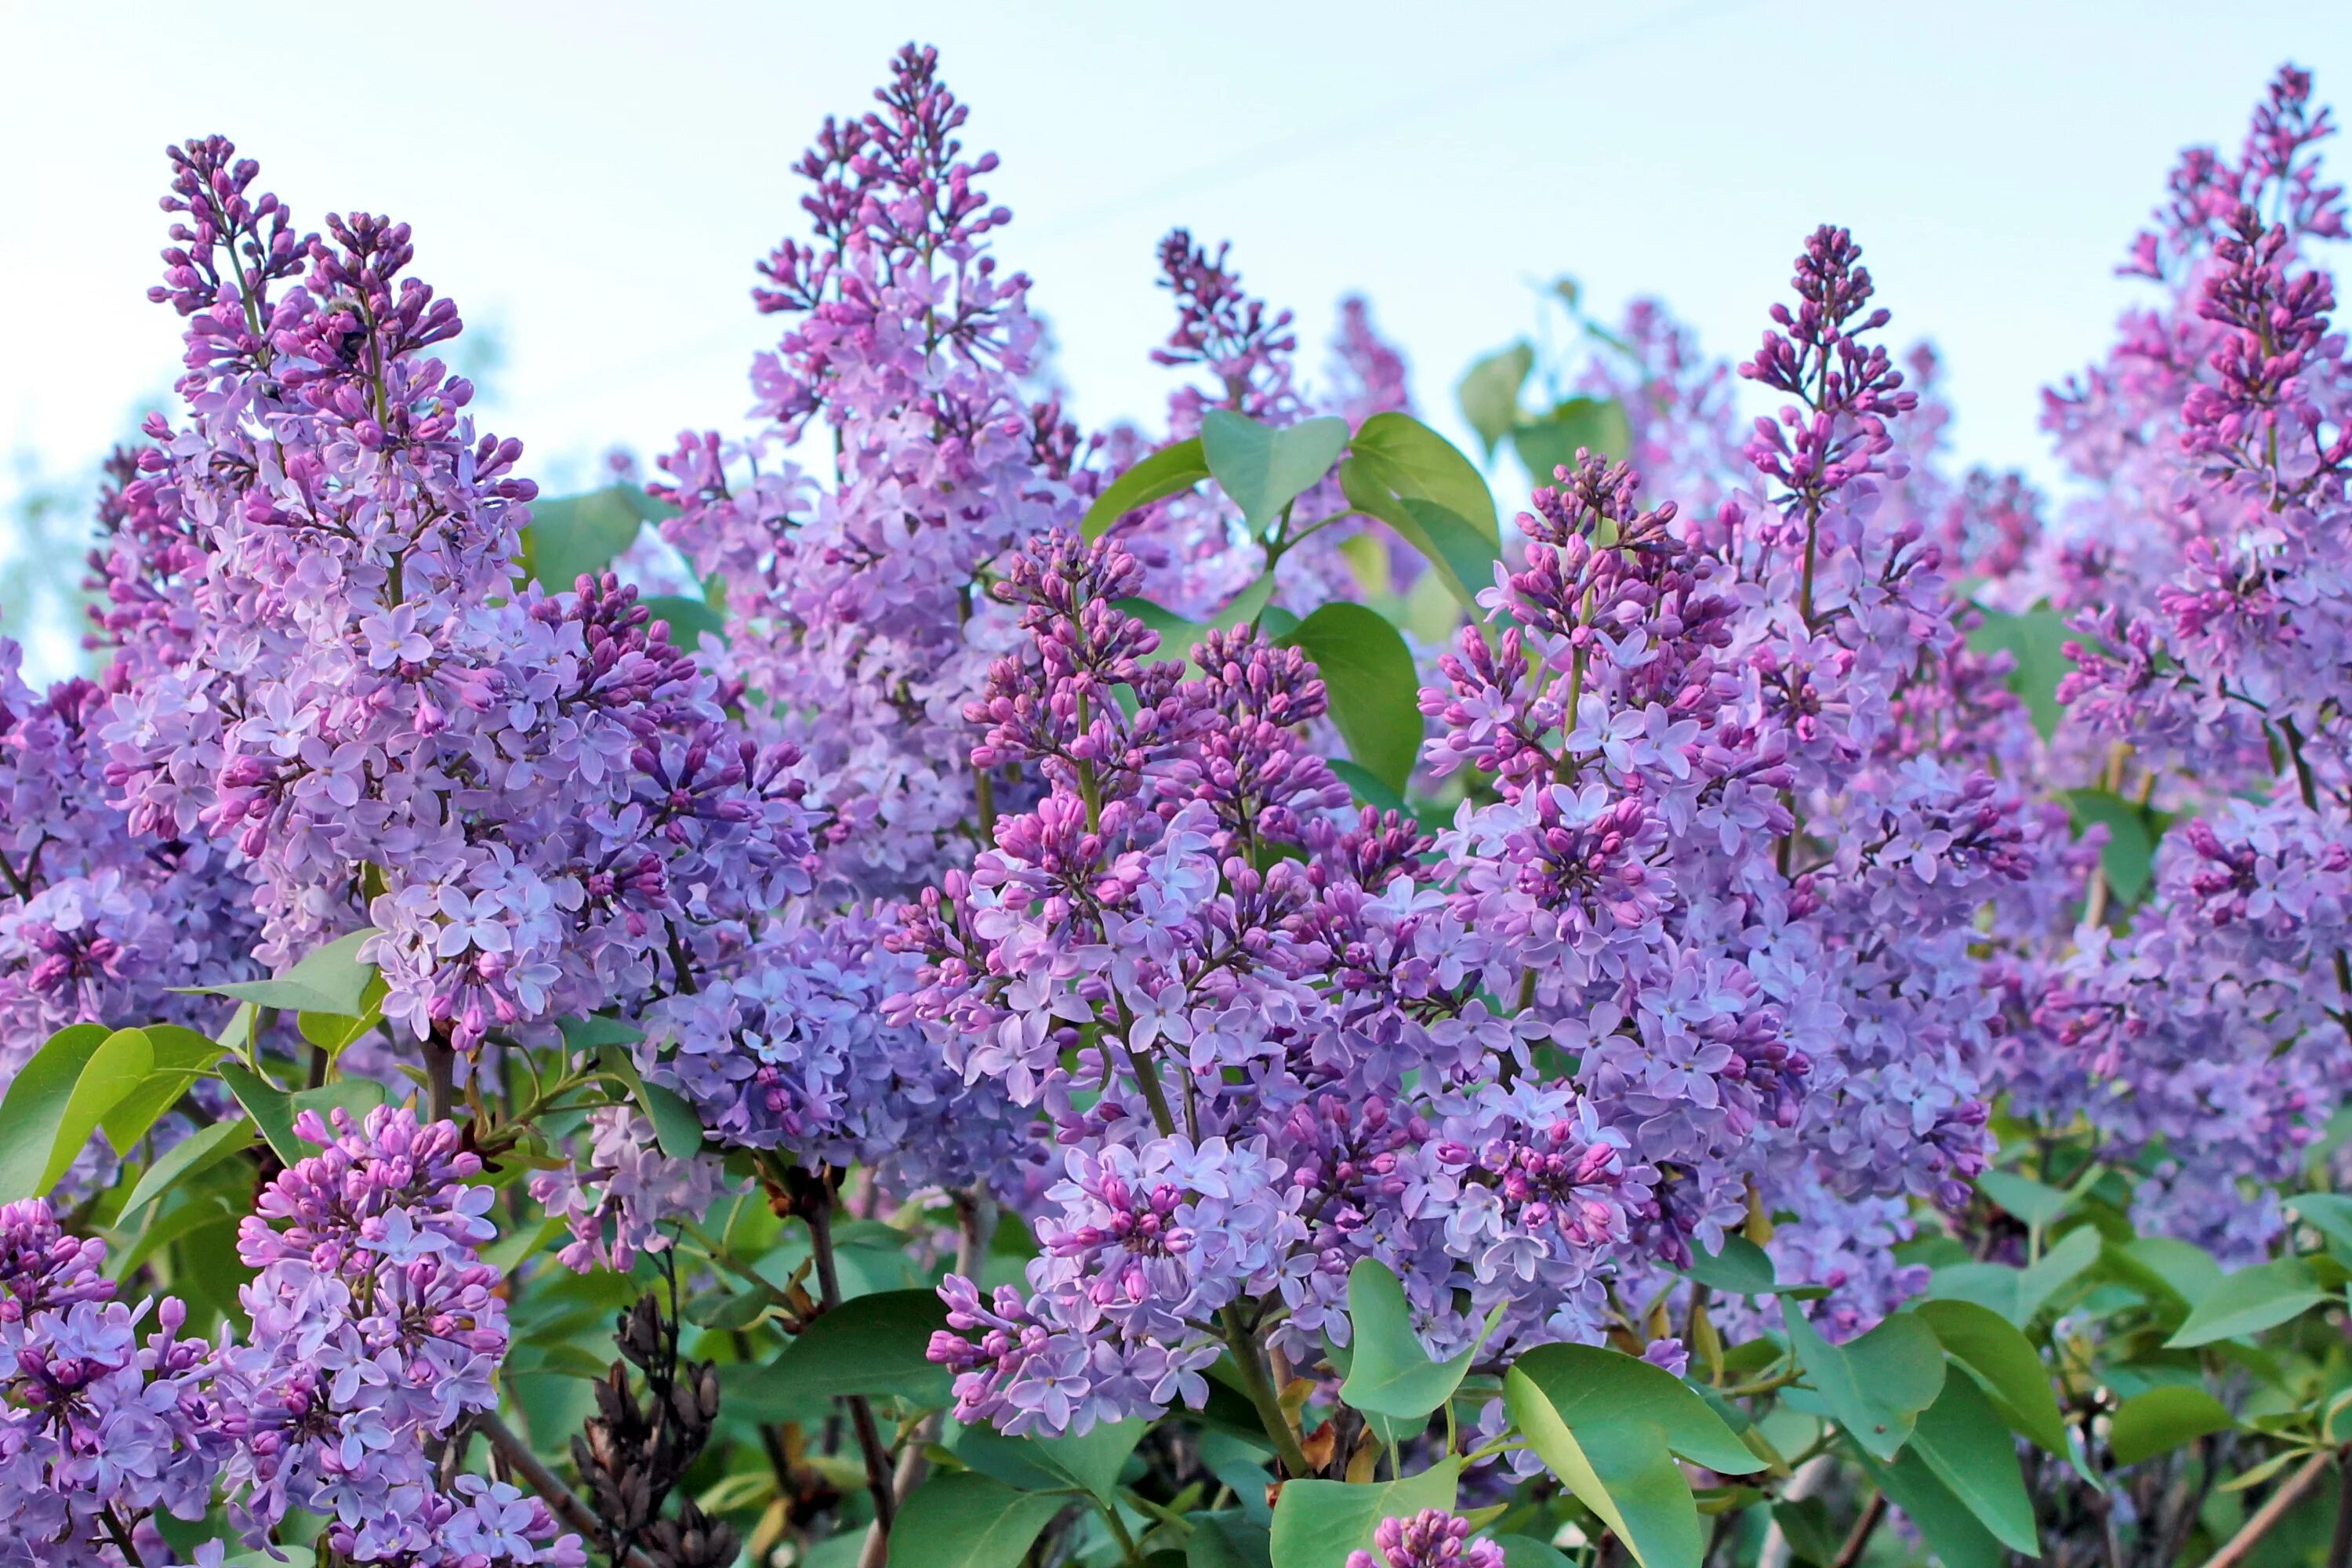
[5,0,2350,671]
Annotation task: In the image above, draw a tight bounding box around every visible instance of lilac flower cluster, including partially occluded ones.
[223,1106,579,1566]
[96,136,811,1060]
[0,1200,234,1567]
[1347,1510,1506,1568]
[655,45,1079,898]
[894,530,1625,1431]
[0,633,256,1081]
[2027,66,2352,1250]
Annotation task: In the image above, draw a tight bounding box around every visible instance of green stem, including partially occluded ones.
[1219,1305,1313,1478]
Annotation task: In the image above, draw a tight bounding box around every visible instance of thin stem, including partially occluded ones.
[1830,1493,1888,1568]
[808,1196,900,1538]
[423,1033,457,1122]
[1218,1305,1313,1479]
[856,1191,1000,1568]
[100,1507,146,1568]
[2328,1449,2352,1568]
[2205,1450,2336,1568]
[1098,1496,1145,1563]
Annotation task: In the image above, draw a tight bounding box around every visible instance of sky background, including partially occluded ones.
[5,0,2350,674]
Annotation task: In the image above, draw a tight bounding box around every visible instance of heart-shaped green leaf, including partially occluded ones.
[1083,437,1210,540]
[1279,604,1423,793]
[1914,1298,2071,1460]
[1456,343,1534,458]
[1336,1258,1483,1421]
[1780,1303,1945,1462]
[1201,412,1348,536]
[887,1472,1069,1567]
[726,1289,953,1417]
[1269,1458,1460,1567]
[1509,396,1631,485]
[190,927,382,1015]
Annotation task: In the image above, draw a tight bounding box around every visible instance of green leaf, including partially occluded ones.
[725,1289,952,1417]
[100,1025,225,1154]
[1681,1236,1825,1299]
[1926,1261,2027,1322]
[639,1079,706,1160]
[1505,1341,1758,1568]
[2064,789,2159,905]
[644,594,727,650]
[1853,1447,2005,1568]
[1508,1344,1760,1476]
[1914,1298,2071,1459]
[1768,1499,1839,1568]
[1907,1370,2039,1555]
[297,1007,379,1058]
[2101,1236,2222,1311]
[1327,760,1411,822]
[1083,437,1210,540]
[521,485,670,591]
[887,1472,1069,1568]
[1210,573,1279,634]
[2287,1192,2352,1258]
[1502,1395,1697,1568]
[1279,604,1423,794]
[561,1014,646,1052]
[292,1078,387,1124]
[1457,343,1534,458]
[1976,1171,2077,1230]
[1780,1303,1946,1462]
[226,1548,316,1568]
[0,1025,107,1200]
[215,1062,302,1164]
[0,1025,153,1200]
[118,1117,256,1220]
[2018,1226,2104,1323]
[1201,411,1349,536]
[1966,607,2072,740]
[481,1214,570,1276]
[1338,459,1499,613]
[2165,1257,2327,1348]
[52,1028,154,1192]
[951,1425,1085,1494]
[1510,396,1632,485]
[1347,413,1500,544]
[1187,1513,1272,1567]
[1492,1538,1572,1568]
[193,927,382,1014]
[1268,1458,1459,1568]
[1337,1258,1483,1421]
[1034,1419,1150,1506]
[2108,1386,2236,1466]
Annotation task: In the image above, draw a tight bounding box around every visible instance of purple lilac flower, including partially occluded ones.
[1346,1510,1506,1568]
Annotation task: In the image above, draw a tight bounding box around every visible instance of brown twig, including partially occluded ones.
[856,1191,1000,1568]
[2328,1449,2352,1568]
[805,1192,900,1544]
[1831,1494,1889,1568]
[2205,1450,2336,1568]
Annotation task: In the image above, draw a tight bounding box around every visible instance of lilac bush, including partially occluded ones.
[9,40,2352,1568]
